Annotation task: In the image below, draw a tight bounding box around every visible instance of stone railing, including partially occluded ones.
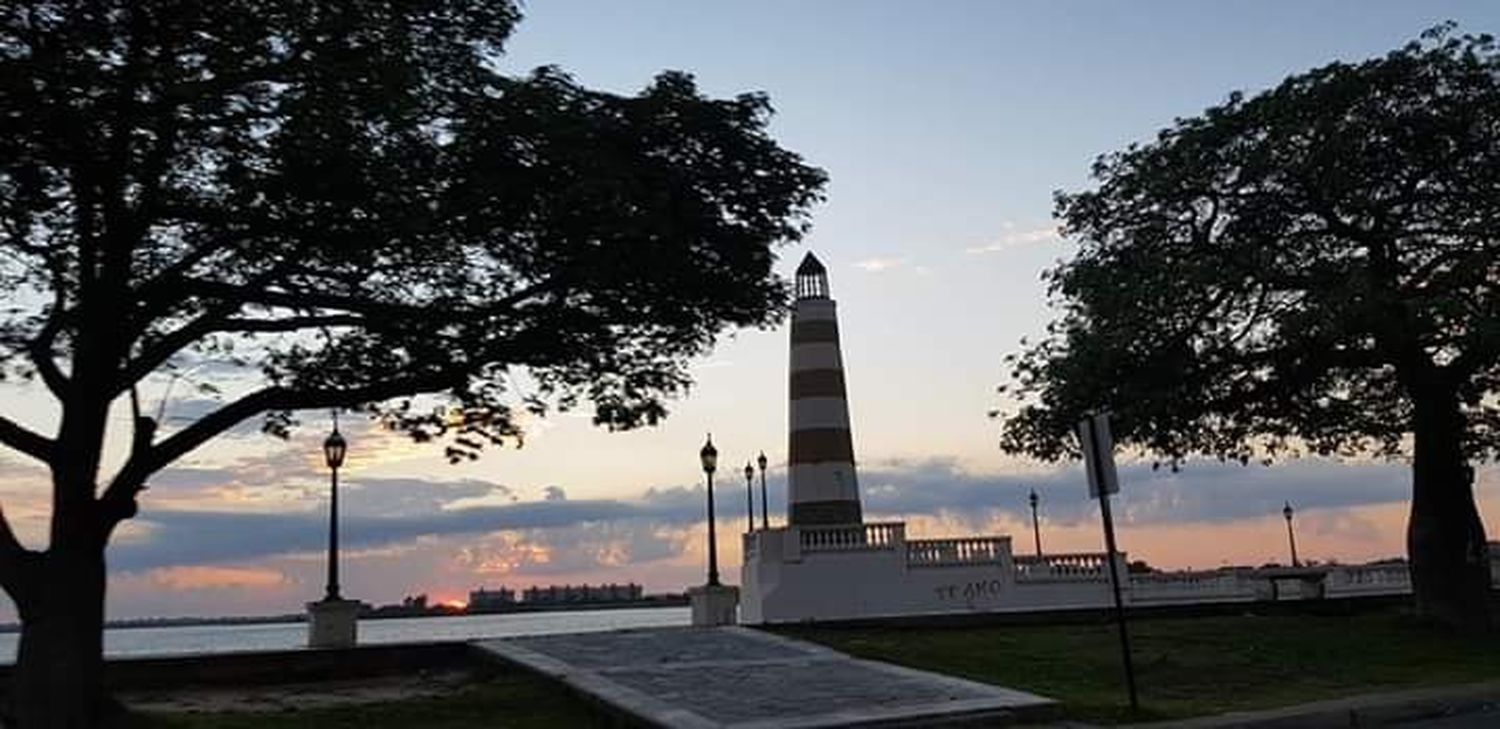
[1013,552,1112,582]
[799,522,904,552]
[1323,563,1410,596]
[907,536,1011,567]
[1130,570,1256,603]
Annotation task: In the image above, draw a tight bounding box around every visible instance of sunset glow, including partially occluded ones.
[1,2,1497,624]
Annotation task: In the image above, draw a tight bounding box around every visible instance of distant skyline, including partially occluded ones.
[2,2,1500,618]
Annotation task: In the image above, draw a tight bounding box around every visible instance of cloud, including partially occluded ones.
[105,455,1419,576]
[456,531,555,575]
[0,456,46,481]
[852,257,908,272]
[345,477,507,517]
[857,457,1410,528]
[110,490,708,572]
[965,222,1061,254]
[456,520,692,577]
[148,565,290,591]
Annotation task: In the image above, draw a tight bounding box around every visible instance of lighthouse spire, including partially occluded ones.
[786,252,863,525]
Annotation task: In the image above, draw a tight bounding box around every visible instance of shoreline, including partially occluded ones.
[0,597,689,634]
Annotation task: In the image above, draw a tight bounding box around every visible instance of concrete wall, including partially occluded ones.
[742,523,1119,623]
[740,522,1495,624]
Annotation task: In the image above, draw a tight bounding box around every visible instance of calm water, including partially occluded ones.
[0,607,690,664]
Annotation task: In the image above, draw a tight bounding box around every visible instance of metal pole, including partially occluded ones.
[326,465,340,600]
[1286,515,1299,568]
[1088,417,1138,711]
[745,468,755,533]
[759,464,770,531]
[706,471,720,586]
[1031,494,1043,557]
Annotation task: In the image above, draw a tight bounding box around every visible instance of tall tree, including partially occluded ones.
[0,1,826,725]
[998,26,1499,630]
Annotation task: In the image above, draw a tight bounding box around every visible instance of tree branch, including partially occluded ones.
[27,297,70,396]
[0,416,53,463]
[120,311,369,391]
[179,277,557,322]
[120,258,312,390]
[98,371,465,529]
[217,314,368,333]
[133,236,231,310]
[178,278,450,319]
[0,504,40,606]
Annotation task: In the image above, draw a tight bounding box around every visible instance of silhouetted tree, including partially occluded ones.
[0,1,825,724]
[998,26,1498,631]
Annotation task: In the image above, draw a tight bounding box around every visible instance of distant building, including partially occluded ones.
[521,583,643,604]
[468,586,516,610]
[363,595,426,618]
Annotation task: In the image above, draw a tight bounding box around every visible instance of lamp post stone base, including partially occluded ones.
[307,598,360,648]
[688,584,739,627]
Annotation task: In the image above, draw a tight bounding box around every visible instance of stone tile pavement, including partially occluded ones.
[474,626,1054,728]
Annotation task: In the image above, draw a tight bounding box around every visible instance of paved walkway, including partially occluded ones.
[1127,679,1500,729]
[475,626,1054,728]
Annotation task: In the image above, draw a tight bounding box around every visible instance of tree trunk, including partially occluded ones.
[9,548,112,729]
[1408,389,1492,631]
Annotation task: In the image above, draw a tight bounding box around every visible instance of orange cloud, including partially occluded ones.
[148,565,290,591]
[455,531,554,575]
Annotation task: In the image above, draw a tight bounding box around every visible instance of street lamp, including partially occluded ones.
[743,462,755,533]
[1283,501,1299,568]
[699,435,720,586]
[757,451,770,530]
[322,416,348,601]
[1028,488,1042,557]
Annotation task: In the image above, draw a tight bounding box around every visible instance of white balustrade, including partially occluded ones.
[1013,552,1111,581]
[799,522,904,552]
[1323,563,1411,596]
[907,536,1011,567]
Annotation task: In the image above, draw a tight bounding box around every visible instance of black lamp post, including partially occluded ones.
[1283,501,1299,568]
[699,435,720,586]
[1028,488,1042,557]
[322,416,348,601]
[743,462,755,533]
[757,451,769,530]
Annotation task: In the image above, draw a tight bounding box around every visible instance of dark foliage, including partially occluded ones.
[997,25,1498,628]
[0,2,825,724]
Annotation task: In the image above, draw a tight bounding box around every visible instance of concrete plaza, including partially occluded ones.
[476,626,1055,728]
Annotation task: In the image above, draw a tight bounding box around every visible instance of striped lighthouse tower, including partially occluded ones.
[787,253,863,526]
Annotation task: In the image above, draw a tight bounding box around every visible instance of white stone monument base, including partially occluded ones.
[307,598,360,648]
[688,583,739,627]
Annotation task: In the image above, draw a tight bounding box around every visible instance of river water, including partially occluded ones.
[0,607,690,664]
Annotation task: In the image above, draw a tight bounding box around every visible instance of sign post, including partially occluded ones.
[1077,411,1139,711]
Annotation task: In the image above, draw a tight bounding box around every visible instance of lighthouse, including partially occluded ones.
[786,253,863,526]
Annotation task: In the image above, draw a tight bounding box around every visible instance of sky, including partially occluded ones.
[4,1,1500,619]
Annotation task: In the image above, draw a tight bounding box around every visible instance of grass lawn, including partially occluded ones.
[120,608,1500,727]
[128,670,607,729]
[780,608,1500,724]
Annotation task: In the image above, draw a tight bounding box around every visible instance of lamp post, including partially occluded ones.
[1028,488,1042,557]
[743,462,755,533]
[757,451,770,530]
[1283,501,1299,568]
[322,416,348,601]
[700,435,720,586]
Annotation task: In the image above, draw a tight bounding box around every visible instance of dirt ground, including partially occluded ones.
[118,670,474,714]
